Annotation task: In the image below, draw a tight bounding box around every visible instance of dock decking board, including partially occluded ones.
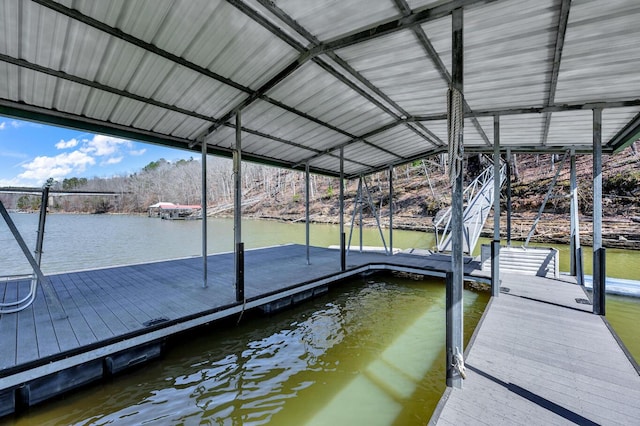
[3,245,458,374]
[432,273,640,425]
[2,244,638,423]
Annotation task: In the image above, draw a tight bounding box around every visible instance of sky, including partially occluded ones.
[0,115,193,187]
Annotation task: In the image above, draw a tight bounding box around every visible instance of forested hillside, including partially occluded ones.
[2,143,638,247]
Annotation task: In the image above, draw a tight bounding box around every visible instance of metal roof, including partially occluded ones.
[1,0,639,178]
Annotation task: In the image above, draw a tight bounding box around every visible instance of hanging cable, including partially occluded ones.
[448,87,464,187]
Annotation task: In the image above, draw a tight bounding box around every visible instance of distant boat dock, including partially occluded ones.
[148,202,202,220]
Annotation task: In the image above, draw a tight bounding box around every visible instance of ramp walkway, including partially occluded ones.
[432,273,640,425]
[436,162,506,254]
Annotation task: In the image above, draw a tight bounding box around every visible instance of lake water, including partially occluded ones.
[1,213,639,424]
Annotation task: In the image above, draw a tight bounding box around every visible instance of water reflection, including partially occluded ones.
[15,276,488,425]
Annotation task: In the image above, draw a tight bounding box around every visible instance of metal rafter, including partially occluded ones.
[540,0,571,146]
[607,111,640,153]
[0,53,222,126]
[394,0,491,146]
[255,0,446,148]
[0,99,356,177]
[412,99,640,120]
[31,0,376,158]
[250,0,443,167]
[310,0,500,55]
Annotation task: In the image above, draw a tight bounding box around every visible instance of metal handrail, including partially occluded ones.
[435,161,506,254]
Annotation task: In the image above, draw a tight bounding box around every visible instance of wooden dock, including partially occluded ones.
[0,244,485,416]
[431,272,640,425]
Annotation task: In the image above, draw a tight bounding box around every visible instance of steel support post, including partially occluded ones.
[234,112,244,302]
[570,150,584,286]
[447,7,464,389]
[593,109,605,315]
[506,148,512,247]
[340,147,346,271]
[359,177,363,252]
[201,139,208,288]
[491,115,501,297]
[389,165,394,256]
[35,185,50,267]
[305,162,311,265]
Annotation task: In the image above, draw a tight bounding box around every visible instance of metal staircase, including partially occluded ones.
[435,161,506,255]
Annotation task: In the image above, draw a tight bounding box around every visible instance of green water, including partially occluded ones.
[2,214,639,423]
[10,275,488,425]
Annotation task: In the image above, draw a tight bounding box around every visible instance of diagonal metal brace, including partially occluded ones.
[0,200,67,319]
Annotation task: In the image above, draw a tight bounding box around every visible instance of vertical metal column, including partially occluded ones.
[305,162,311,265]
[506,148,512,246]
[234,112,244,302]
[593,109,605,315]
[492,116,501,297]
[570,150,584,286]
[340,147,346,271]
[389,165,394,256]
[447,7,464,390]
[359,177,363,252]
[201,139,208,288]
[35,184,50,267]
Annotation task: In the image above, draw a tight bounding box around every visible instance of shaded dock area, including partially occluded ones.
[0,244,485,416]
[432,273,640,425]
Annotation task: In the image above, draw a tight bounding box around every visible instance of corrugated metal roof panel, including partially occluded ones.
[546,110,592,146]
[0,0,20,57]
[273,0,398,41]
[603,107,640,143]
[369,125,435,158]
[554,0,640,103]
[53,79,92,116]
[19,69,57,108]
[108,98,147,127]
[464,117,493,148]
[269,61,395,137]
[336,25,449,115]
[499,114,545,146]
[0,63,20,101]
[310,155,363,176]
[240,100,350,152]
[464,0,556,110]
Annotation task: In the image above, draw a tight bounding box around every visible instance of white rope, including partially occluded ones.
[453,346,467,379]
[448,87,464,187]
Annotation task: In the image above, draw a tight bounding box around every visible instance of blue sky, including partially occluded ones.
[0,115,193,187]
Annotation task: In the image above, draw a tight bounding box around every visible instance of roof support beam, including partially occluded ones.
[412,99,640,120]
[607,111,640,153]
[248,0,441,164]
[0,99,351,176]
[540,0,571,146]
[0,54,222,126]
[393,0,491,147]
[31,0,250,94]
[33,0,372,158]
[312,0,499,55]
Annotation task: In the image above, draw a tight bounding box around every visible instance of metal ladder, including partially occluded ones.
[435,160,507,255]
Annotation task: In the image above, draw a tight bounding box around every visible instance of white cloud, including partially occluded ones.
[102,156,123,165]
[18,151,96,183]
[55,138,79,149]
[0,122,5,130]
[129,148,147,156]
[81,135,131,156]
[0,177,24,186]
